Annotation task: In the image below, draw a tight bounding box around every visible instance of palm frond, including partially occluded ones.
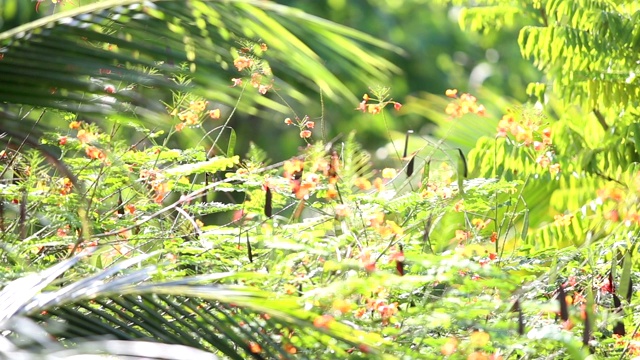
[1,252,387,359]
[0,0,402,125]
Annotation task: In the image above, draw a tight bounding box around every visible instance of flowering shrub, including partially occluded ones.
[2,12,639,356]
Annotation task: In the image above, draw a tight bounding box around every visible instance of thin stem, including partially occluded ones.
[593,108,609,131]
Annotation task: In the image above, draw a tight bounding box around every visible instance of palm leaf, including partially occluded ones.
[1,252,388,359]
[0,0,402,125]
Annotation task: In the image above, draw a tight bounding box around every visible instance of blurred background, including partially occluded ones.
[0,0,540,162]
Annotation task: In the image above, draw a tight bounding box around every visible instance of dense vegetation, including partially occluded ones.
[0,0,639,359]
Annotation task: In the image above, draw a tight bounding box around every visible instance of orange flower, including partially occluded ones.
[368,104,382,115]
[325,187,338,199]
[59,177,73,195]
[439,186,453,199]
[373,177,384,191]
[445,102,460,117]
[604,209,619,222]
[490,231,498,243]
[378,302,398,319]
[283,343,297,354]
[331,299,351,314]
[248,342,261,354]
[85,146,106,160]
[299,130,312,138]
[334,204,351,217]
[354,177,372,190]
[455,230,470,241]
[366,213,385,228]
[384,220,404,236]
[536,154,551,168]
[472,218,491,230]
[258,84,271,94]
[470,330,490,347]
[394,102,402,111]
[468,351,490,360]
[283,159,304,178]
[313,314,334,328]
[359,250,377,272]
[250,73,262,88]
[445,89,458,98]
[231,78,242,87]
[209,109,221,119]
[476,104,486,116]
[175,122,185,131]
[77,129,96,144]
[165,253,177,263]
[284,284,297,295]
[233,56,254,71]
[69,121,82,129]
[441,337,458,355]
[597,187,625,202]
[554,214,573,226]
[624,212,640,226]
[57,225,70,237]
[453,199,465,212]
[58,136,68,145]
[153,182,169,204]
[514,127,533,144]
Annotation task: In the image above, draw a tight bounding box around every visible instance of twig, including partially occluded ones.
[593,108,609,131]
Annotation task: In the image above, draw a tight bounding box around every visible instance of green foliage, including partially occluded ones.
[1,0,640,359]
[456,0,640,113]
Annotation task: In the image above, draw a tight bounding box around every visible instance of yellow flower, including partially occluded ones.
[469,330,490,347]
[381,168,397,179]
[209,109,221,119]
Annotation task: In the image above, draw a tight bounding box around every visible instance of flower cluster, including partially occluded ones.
[440,331,501,359]
[497,110,551,147]
[497,108,560,175]
[356,87,402,115]
[362,213,404,241]
[353,287,399,326]
[281,159,311,199]
[85,146,107,162]
[613,333,640,356]
[172,100,221,132]
[283,115,315,139]
[231,41,273,95]
[59,177,73,195]
[67,121,111,164]
[553,213,573,226]
[140,168,169,204]
[595,183,640,226]
[445,89,486,118]
[420,182,456,200]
